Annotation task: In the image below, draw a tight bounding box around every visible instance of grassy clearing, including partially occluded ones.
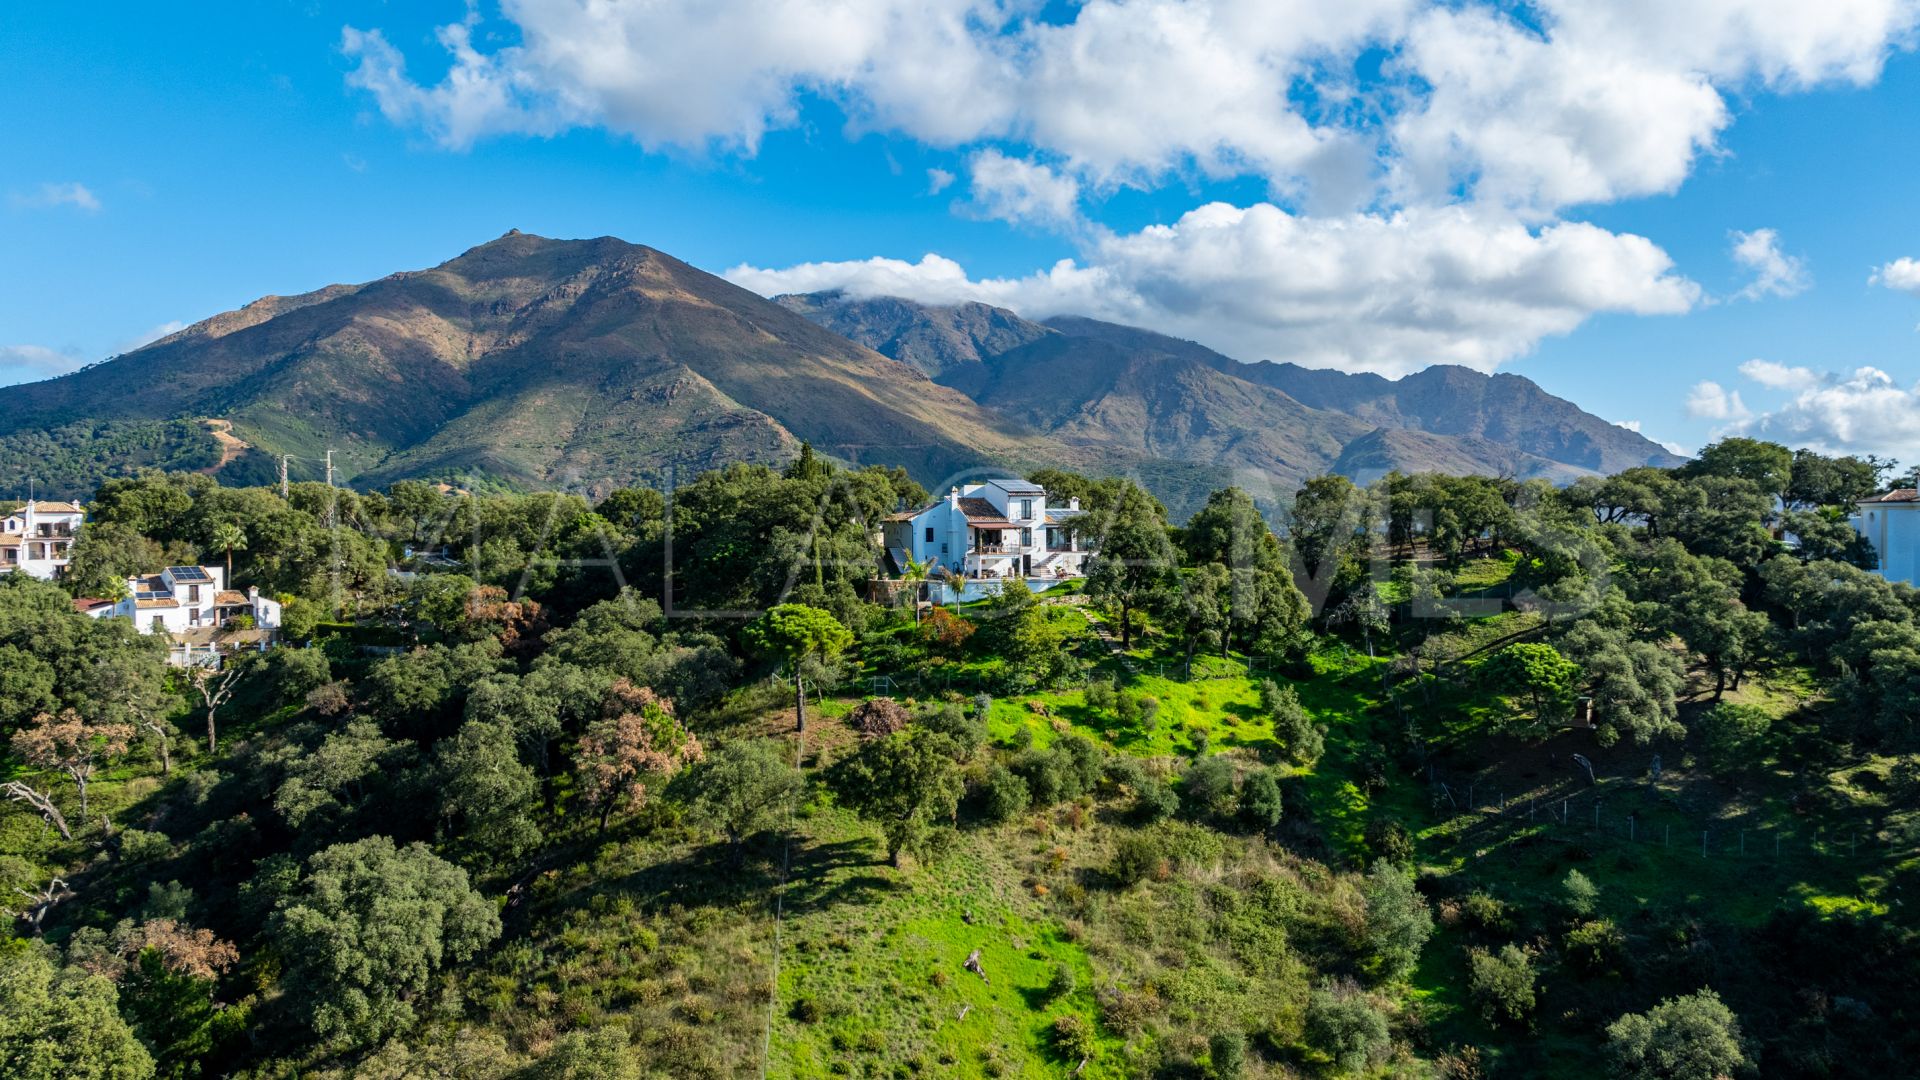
[772,807,1116,1079]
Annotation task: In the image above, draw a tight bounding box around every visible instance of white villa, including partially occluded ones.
[0,500,84,580]
[883,479,1091,601]
[85,565,283,666]
[1852,488,1920,586]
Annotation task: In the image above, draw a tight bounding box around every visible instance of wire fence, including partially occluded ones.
[1424,770,1892,874]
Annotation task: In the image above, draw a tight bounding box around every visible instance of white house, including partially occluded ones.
[101,565,283,665]
[1852,488,1920,586]
[0,500,84,580]
[882,479,1091,600]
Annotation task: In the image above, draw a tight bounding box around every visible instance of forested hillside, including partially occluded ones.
[1,437,1915,1078]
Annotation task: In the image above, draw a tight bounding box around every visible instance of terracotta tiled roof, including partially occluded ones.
[71,598,114,613]
[213,590,248,605]
[136,597,179,609]
[1861,488,1920,503]
[31,501,83,513]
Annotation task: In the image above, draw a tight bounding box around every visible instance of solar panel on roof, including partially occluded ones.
[168,566,212,583]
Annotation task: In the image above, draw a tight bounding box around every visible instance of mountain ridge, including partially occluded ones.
[1,234,1684,514]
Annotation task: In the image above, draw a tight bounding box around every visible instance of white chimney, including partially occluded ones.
[1069,497,1080,511]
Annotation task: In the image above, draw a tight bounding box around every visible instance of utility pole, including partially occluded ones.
[279,455,289,499]
[324,450,337,528]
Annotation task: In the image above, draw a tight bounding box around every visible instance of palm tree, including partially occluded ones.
[209,522,248,583]
[900,555,932,618]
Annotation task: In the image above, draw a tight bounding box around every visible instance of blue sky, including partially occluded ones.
[7,1,1920,462]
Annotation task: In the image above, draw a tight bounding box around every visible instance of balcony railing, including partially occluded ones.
[972,544,1017,554]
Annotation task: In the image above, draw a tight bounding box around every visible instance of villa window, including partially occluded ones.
[1019,498,1033,519]
[925,526,934,543]
[1021,528,1031,548]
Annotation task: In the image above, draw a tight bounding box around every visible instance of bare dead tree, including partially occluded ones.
[9,877,71,935]
[12,711,134,821]
[2,780,72,841]
[187,661,248,754]
[137,710,174,776]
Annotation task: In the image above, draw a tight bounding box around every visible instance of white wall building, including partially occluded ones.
[0,500,84,580]
[882,479,1091,599]
[1852,488,1920,586]
[102,565,283,665]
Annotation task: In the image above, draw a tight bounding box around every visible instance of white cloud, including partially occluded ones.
[1736,365,1920,458]
[963,150,1081,228]
[8,182,101,213]
[1686,380,1751,420]
[117,321,187,353]
[341,1,1920,214]
[1737,357,1821,391]
[1729,227,1810,299]
[1869,255,1920,295]
[0,344,84,380]
[1613,419,1691,455]
[925,167,955,194]
[339,1,1917,376]
[728,202,1698,374]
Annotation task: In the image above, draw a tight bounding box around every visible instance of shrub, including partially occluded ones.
[1208,1032,1247,1079]
[1304,984,1390,1075]
[1109,834,1164,886]
[919,701,987,754]
[1605,990,1748,1080]
[977,765,1032,823]
[1182,756,1237,819]
[1138,696,1161,733]
[1084,680,1117,714]
[305,681,352,717]
[1114,692,1142,728]
[1361,861,1433,982]
[1044,962,1078,1002]
[1049,1014,1097,1061]
[1562,869,1599,917]
[1015,749,1067,805]
[1133,779,1179,824]
[1459,891,1513,934]
[1190,727,1212,756]
[1262,681,1324,764]
[1365,817,1414,866]
[1239,769,1283,829]
[919,607,975,652]
[1467,945,1537,1024]
[1693,702,1770,772]
[1564,918,1628,977]
[848,697,911,738]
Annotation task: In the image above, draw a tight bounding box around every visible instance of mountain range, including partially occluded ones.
[0,231,1683,517]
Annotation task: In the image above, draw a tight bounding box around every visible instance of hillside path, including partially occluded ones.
[1049,593,1137,674]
